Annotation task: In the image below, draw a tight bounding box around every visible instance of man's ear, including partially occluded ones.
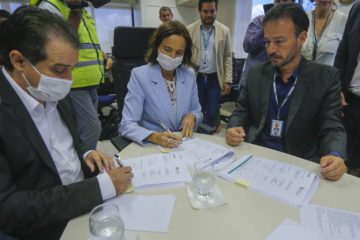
[298,31,307,46]
[9,50,26,72]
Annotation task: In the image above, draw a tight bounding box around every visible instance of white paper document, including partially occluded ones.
[121,152,191,190]
[179,138,235,170]
[266,219,328,240]
[107,195,176,233]
[301,204,360,240]
[219,154,319,207]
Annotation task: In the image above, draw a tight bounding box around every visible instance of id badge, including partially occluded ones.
[270,119,283,137]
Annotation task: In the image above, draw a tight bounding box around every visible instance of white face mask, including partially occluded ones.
[156,50,184,71]
[22,62,72,102]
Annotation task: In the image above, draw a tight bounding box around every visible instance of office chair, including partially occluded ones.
[219,56,245,123]
[111,26,156,151]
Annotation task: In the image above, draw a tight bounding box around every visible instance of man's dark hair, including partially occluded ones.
[0,9,11,19]
[145,20,193,67]
[198,0,218,12]
[0,6,79,71]
[159,6,173,16]
[263,3,309,36]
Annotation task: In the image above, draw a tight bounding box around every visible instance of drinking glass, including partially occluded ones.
[192,160,216,201]
[89,203,124,240]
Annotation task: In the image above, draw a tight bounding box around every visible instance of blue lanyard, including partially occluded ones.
[311,10,333,60]
[273,74,298,120]
[201,26,214,50]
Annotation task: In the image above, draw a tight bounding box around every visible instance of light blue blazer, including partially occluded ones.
[119,63,203,144]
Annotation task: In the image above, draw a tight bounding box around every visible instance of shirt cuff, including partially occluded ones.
[96,172,116,201]
[326,151,342,158]
[83,150,94,160]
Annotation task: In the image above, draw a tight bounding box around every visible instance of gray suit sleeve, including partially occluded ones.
[318,70,347,158]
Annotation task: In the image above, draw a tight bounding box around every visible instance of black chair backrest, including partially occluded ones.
[112,26,156,117]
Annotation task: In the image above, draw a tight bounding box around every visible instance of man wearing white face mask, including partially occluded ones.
[119,21,203,147]
[0,7,133,239]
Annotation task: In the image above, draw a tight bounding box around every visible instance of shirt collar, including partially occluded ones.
[274,59,302,84]
[2,67,57,114]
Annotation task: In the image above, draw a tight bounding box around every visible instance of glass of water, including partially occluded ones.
[89,203,124,240]
[192,160,216,201]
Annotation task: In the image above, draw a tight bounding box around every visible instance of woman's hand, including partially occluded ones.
[146,131,182,147]
[181,113,196,138]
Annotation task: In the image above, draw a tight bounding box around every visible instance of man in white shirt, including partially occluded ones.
[0,7,133,239]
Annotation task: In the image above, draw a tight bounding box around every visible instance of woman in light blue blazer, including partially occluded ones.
[119,21,203,147]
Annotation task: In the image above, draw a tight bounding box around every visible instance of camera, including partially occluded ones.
[66,0,110,9]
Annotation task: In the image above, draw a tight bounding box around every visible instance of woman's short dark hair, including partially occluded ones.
[145,20,193,67]
[0,6,79,71]
[198,0,218,11]
[0,9,11,19]
[263,3,309,37]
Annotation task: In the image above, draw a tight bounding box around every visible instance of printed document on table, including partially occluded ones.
[301,204,360,240]
[219,154,319,207]
[179,138,235,170]
[121,152,191,190]
[107,195,176,232]
[266,219,328,240]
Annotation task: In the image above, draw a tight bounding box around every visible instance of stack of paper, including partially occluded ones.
[219,154,319,207]
[266,219,328,240]
[121,152,191,190]
[107,195,176,232]
[301,204,360,240]
[179,138,235,170]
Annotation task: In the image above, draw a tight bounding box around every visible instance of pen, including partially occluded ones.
[228,155,253,174]
[113,153,123,167]
[160,121,172,134]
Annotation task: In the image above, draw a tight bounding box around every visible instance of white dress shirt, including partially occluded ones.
[2,67,115,200]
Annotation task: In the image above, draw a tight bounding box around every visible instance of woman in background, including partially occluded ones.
[302,0,347,66]
[119,21,203,147]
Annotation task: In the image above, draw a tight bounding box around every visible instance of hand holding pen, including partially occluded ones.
[159,122,182,147]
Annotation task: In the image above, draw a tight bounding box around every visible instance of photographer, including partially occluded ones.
[33,0,112,152]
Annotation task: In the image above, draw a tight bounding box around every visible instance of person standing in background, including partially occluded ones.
[159,6,173,22]
[334,1,360,176]
[187,0,232,129]
[239,0,295,93]
[35,0,113,151]
[301,0,347,66]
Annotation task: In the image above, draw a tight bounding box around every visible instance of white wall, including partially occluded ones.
[217,0,252,58]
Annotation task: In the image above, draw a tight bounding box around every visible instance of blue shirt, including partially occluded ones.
[257,67,300,152]
[199,25,217,74]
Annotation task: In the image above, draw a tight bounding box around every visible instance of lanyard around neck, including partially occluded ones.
[201,26,214,50]
[311,10,333,60]
[273,74,298,120]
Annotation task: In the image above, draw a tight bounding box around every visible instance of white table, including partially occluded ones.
[61,134,360,240]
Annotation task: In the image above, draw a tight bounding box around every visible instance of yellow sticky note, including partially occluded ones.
[124,184,135,193]
[235,178,251,188]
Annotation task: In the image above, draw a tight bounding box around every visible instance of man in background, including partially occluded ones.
[187,0,232,129]
[334,1,360,176]
[226,3,346,181]
[159,6,173,22]
[35,0,113,151]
